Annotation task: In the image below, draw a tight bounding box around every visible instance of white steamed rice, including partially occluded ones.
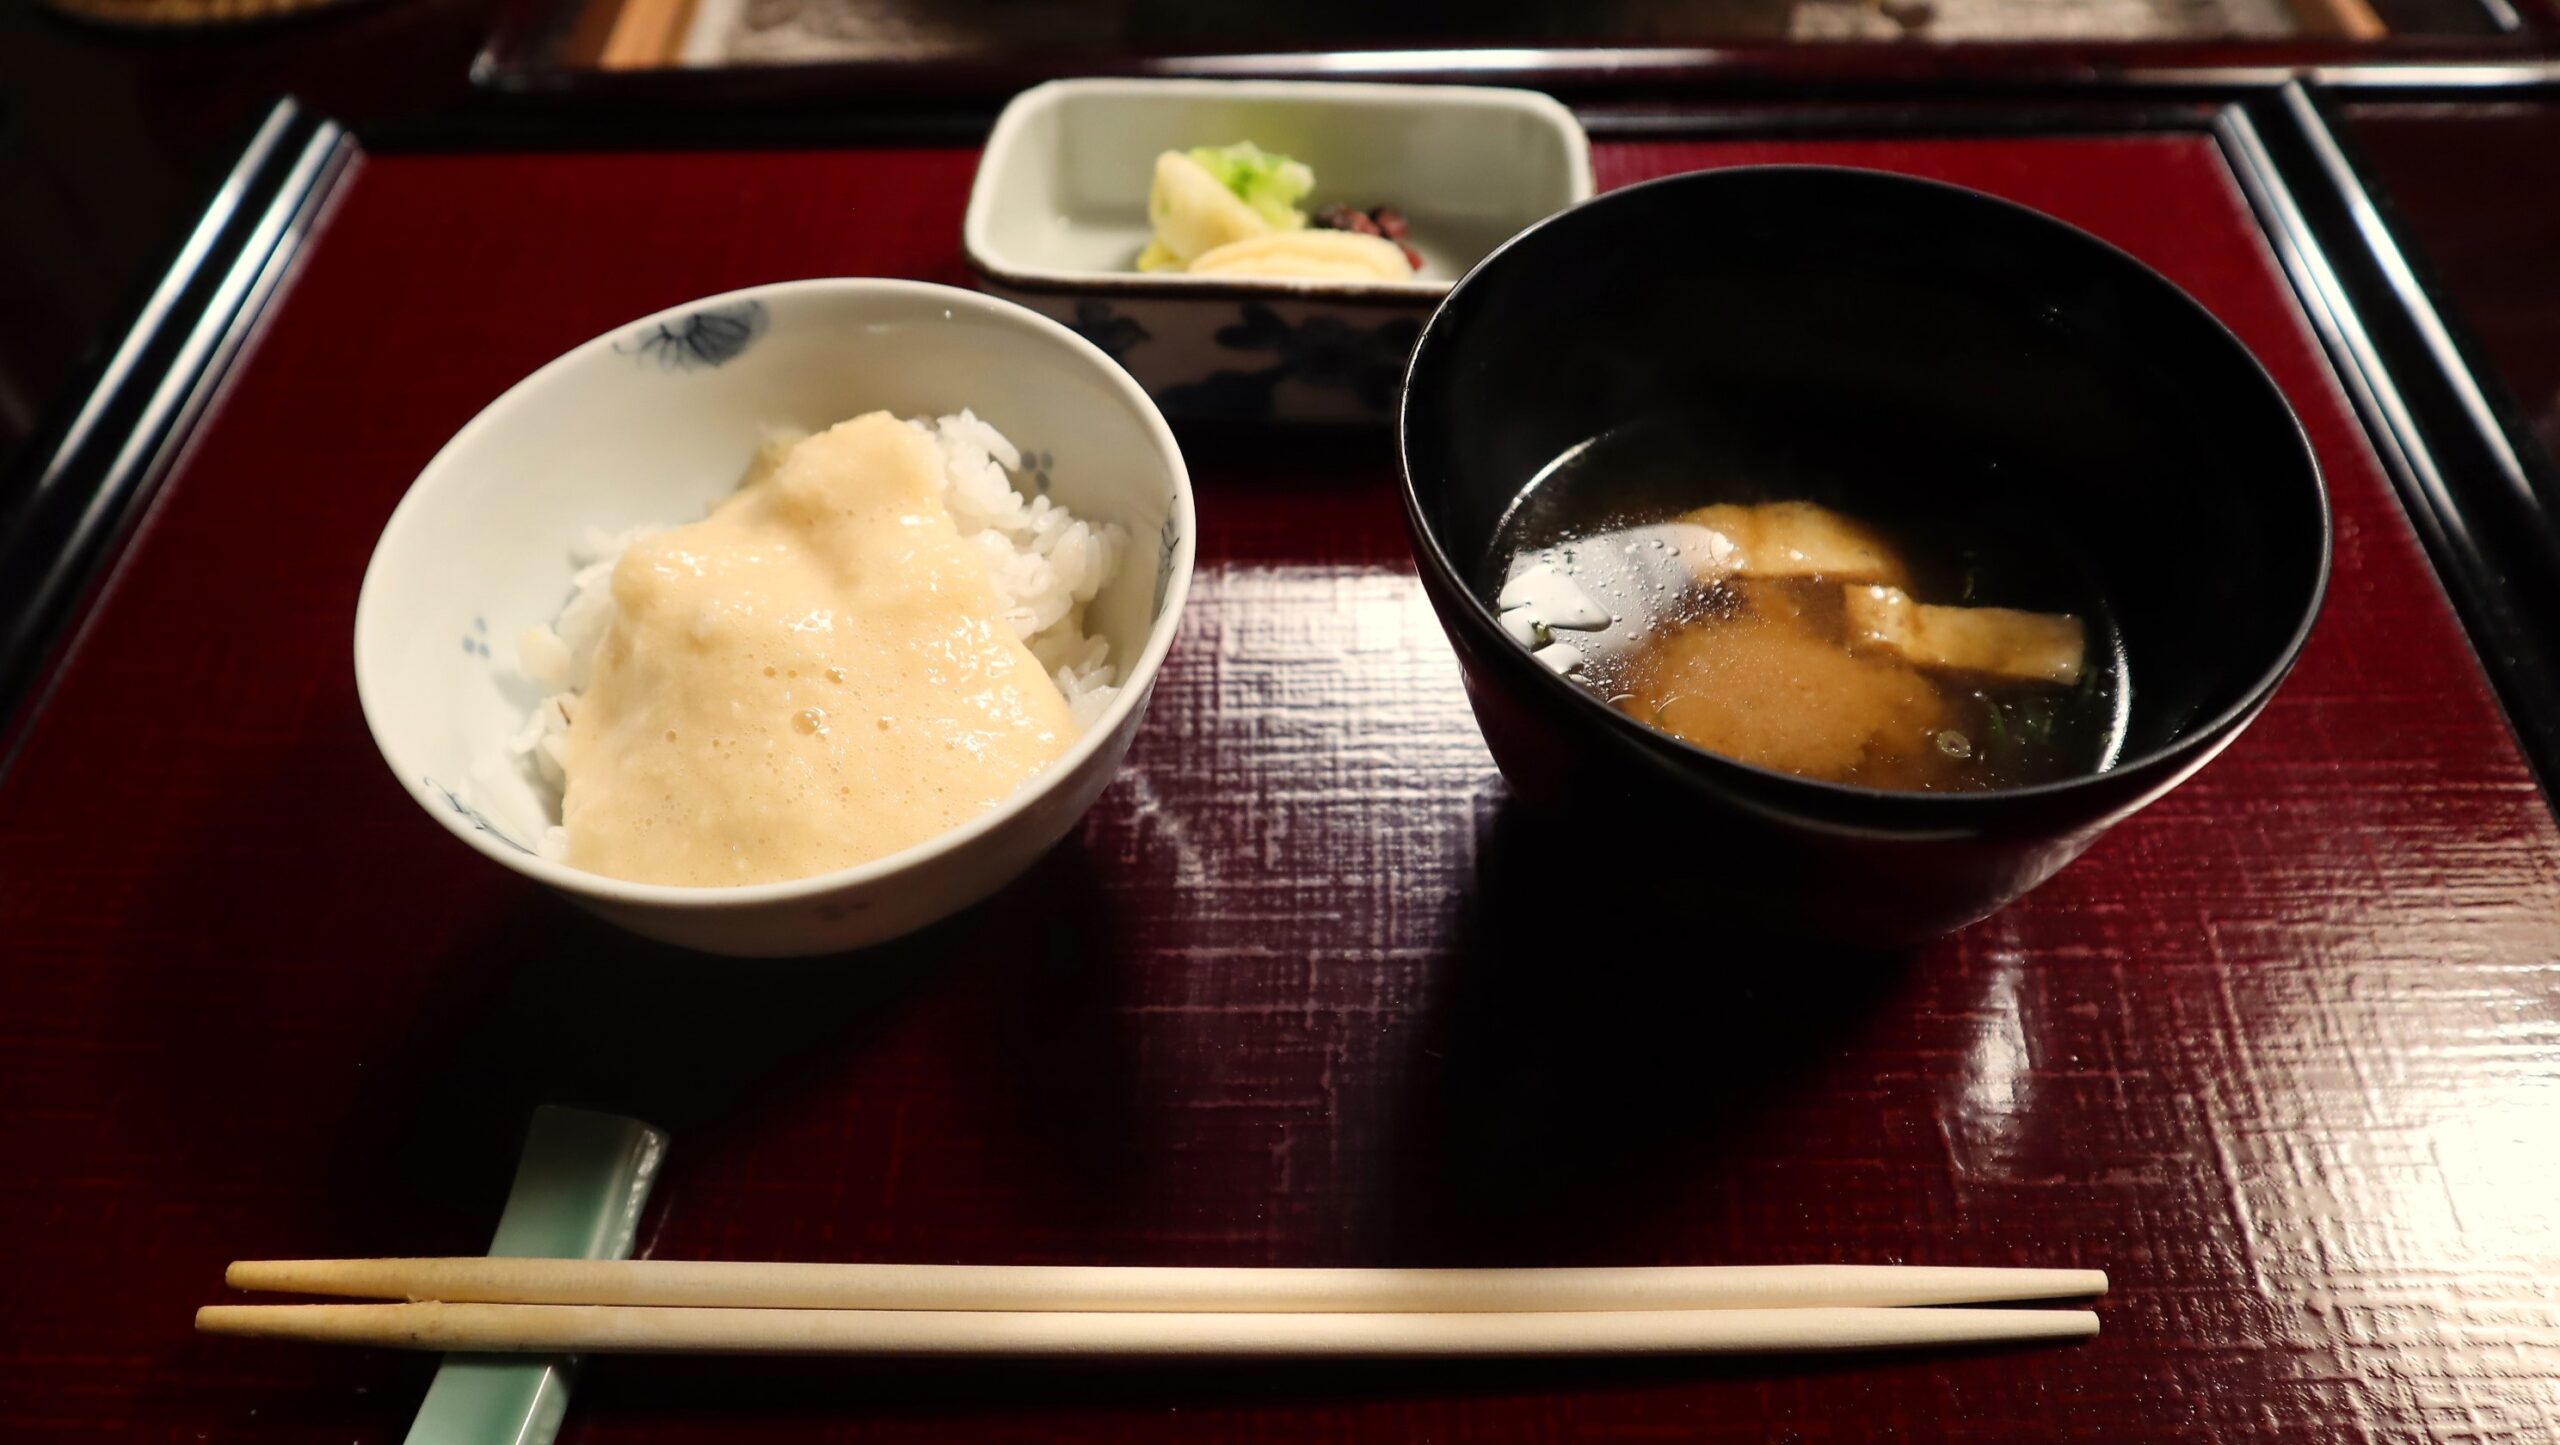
[504,410,1125,861]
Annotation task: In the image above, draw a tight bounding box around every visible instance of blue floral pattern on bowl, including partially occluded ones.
[1152,512,1180,615]
[427,777,529,854]
[619,300,769,371]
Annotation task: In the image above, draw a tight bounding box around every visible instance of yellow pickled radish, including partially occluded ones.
[1185,230,1414,281]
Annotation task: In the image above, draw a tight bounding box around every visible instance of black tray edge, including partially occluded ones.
[2219,82,2560,797]
[0,100,355,765]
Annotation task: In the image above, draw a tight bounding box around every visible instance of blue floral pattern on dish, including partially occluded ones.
[1158,304,1422,420]
[619,300,769,371]
[1069,300,1150,363]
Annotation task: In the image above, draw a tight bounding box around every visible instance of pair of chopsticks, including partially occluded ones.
[199,1260,2104,1358]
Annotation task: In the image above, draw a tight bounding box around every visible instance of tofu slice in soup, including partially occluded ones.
[1844,585,2087,686]
[1679,501,1910,587]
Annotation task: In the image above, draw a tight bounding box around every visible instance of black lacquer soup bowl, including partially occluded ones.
[1399,166,2330,944]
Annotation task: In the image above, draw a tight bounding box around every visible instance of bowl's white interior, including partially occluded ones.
[356,281,1186,858]
[970,80,1593,285]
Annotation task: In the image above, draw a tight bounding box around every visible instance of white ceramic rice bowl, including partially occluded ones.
[354,279,1196,957]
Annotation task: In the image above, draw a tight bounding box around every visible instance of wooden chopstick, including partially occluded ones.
[225,1259,2106,1314]
[196,1303,2098,1357]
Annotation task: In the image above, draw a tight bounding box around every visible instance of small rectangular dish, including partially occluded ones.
[963,78,1594,425]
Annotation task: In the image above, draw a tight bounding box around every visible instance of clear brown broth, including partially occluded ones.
[1482,421,2128,794]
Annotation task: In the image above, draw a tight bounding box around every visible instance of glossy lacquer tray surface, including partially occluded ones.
[3,132,2558,1444]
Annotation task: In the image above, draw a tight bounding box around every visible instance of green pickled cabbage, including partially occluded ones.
[1185,142,1315,230]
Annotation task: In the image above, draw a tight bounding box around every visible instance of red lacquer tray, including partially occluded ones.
[4,97,2560,1443]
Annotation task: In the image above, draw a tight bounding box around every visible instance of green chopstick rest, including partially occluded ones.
[401,1106,667,1445]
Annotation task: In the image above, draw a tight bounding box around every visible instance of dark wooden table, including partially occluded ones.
[3,123,2559,1442]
